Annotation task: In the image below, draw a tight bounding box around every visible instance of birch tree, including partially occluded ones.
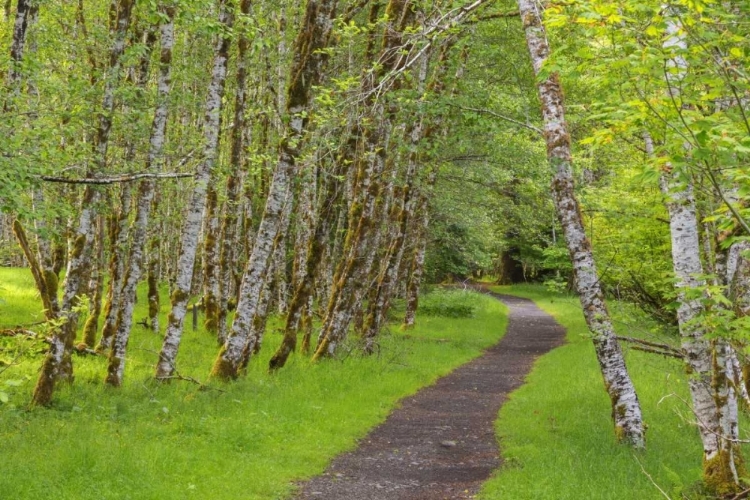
[516,0,645,447]
[211,0,340,380]
[155,0,234,380]
[106,3,177,387]
[32,0,135,406]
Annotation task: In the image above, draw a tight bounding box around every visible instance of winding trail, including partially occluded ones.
[293,291,566,500]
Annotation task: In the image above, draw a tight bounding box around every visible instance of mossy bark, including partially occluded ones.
[106,5,175,387]
[97,186,132,352]
[212,0,339,380]
[313,0,415,361]
[12,219,55,320]
[518,0,645,447]
[82,217,105,347]
[269,161,343,371]
[216,0,251,345]
[156,0,232,380]
[202,186,221,335]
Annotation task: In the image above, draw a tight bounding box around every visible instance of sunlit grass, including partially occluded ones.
[0,268,508,500]
[480,284,746,500]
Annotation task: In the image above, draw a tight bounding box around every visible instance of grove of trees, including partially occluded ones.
[2,0,750,496]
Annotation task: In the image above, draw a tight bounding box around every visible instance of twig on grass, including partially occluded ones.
[633,454,673,500]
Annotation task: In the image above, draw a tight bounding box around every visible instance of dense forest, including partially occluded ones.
[2,0,750,498]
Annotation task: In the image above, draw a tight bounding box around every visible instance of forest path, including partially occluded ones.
[292,290,566,500]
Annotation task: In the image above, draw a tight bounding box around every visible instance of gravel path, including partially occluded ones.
[293,291,565,500]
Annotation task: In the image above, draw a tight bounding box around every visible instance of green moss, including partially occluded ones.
[70,235,86,260]
[43,270,58,300]
[170,288,189,306]
[703,449,744,497]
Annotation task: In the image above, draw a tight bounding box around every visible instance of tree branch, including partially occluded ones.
[39,172,194,185]
[447,103,544,135]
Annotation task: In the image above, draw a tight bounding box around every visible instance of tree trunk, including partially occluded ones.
[97,186,132,352]
[81,216,105,347]
[202,186,221,334]
[212,0,339,380]
[269,160,342,371]
[155,0,232,380]
[32,0,134,406]
[313,0,415,360]
[105,4,175,387]
[661,172,743,493]
[517,0,645,447]
[217,0,252,345]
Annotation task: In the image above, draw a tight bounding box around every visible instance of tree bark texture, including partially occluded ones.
[268,160,343,371]
[32,0,134,406]
[313,0,415,360]
[106,4,175,386]
[155,0,232,380]
[661,173,743,492]
[97,186,132,352]
[217,0,252,345]
[212,0,339,380]
[517,0,645,447]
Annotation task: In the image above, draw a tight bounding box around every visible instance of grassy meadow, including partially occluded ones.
[2,268,746,499]
[480,284,746,500]
[0,268,507,500]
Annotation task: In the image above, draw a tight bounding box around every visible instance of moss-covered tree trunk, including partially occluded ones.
[660,172,743,493]
[32,188,60,314]
[313,123,389,360]
[269,160,342,371]
[81,217,105,347]
[216,0,252,345]
[401,173,433,329]
[155,0,233,380]
[97,187,131,352]
[147,234,160,331]
[202,186,221,334]
[313,0,415,361]
[5,0,38,103]
[211,0,340,380]
[31,0,134,405]
[517,0,645,447]
[105,3,175,387]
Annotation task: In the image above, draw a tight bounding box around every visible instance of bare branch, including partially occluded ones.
[40,172,194,185]
[447,103,544,135]
[615,335,681,355]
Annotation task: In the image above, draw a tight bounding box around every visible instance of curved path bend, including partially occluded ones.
[294,292,565,500]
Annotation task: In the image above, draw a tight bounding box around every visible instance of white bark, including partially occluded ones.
[212,0,338,379]
[156,0,232,379]
[518,0,644,447]
[106,6,175,386]
[97,186,132,352]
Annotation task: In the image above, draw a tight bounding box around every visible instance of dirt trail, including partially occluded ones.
[293,291,565,500]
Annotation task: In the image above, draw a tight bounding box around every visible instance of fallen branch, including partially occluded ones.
[40,172,194,185]
[132,346,225,393]
[73,344,102,356]
[615,335,682,356]
[1,328,39,337]
[633,454,673,500]
[630,345,683,359]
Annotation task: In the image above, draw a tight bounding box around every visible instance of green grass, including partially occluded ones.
[0,268,508,500]
[480,284,747,500]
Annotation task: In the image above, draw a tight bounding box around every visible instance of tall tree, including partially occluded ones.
[106,2,177,387]
[515,0,645,447]
[32,0,135,406]
[211,0,340,380]
[155,0,234,380]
